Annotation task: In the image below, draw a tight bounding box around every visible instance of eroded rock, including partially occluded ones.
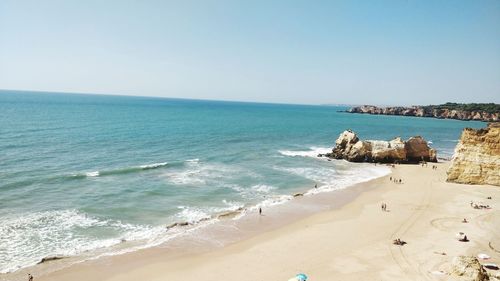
[450,256,489,281]
[323,130,436,163]
[447,123,500,186]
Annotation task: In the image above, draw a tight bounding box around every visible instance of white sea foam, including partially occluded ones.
[0,206,229,274]
[237,194,294,219]
[225,183,278,201]
[251,184,276,193]
[278,146,331,158]
[176,200,245,223]
[0,209,155,273]
[176,206,211,223]
[162,162,241,186]
[139,162,168,169]
[78,162,169,178]
[85,171,100,177]
[276,163,391,195]
[2,159,390,274]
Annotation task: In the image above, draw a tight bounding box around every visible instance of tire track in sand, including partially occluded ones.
[388,169,434,281]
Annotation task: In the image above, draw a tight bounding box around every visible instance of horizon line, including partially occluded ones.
[0,88,359,107]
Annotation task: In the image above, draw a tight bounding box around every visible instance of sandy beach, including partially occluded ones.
[14,162,498,281]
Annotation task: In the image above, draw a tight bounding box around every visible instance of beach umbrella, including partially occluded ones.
[296,273,308,281]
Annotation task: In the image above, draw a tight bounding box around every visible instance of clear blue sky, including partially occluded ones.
[1,0,499,105]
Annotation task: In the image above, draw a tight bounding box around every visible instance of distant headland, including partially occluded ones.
[345,103,499,122]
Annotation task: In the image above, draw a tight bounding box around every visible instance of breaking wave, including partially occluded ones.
[0,209,159,273]
[75,162,168,178]
[278,146,331,158]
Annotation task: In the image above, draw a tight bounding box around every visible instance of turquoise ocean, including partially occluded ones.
[0,90,484,273]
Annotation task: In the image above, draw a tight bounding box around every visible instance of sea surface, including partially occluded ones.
[0,90,485,273]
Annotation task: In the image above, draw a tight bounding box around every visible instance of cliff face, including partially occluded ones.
[347,105,499,122]
[322,130,437,163]
[447,123,500,186]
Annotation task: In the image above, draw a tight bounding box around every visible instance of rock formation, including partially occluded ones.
[38,256,64,264]
[346,104,499,122]
[447,123,500,186]
[321,130,437,163]
[450,256,490,281]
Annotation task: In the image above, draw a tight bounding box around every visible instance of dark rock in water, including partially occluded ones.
[165,221,190,230]
[325,130,437,164]
[293,193,304,197]
[38,256,64,264]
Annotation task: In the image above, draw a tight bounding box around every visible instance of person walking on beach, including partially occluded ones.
[28,274,33,281]
[259,207,262,215]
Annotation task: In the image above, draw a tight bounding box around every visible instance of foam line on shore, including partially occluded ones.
[1,158,391,275]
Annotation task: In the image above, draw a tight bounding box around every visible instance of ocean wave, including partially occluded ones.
[72,162,169,179]
[276,163,391,194]
[0,209,157,274]
[253,194,294,209]
[1,162,392,274]
[85,171,100,177]
[162,161,244,186]
[176,206,211,223]
[224,183,278,201]
[139,162,168,169]
[0,202,247,274]
[251,184,276,193]
[278,146,331,158]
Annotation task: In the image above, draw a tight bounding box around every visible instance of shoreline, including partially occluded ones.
[7,162,500,280]
[2,162,391,280]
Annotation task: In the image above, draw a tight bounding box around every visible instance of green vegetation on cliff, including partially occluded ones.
[424,103,500,114]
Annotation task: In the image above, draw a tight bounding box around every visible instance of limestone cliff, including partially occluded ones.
[322,130,437,164]
[347,104,499,122]
[447,123,500,186]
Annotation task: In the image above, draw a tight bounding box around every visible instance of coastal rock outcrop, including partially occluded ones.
[346,104,499,122]
[38,256,64,264]
[450,256,489,281]
[447,123,500,186]
[322,130,437,163]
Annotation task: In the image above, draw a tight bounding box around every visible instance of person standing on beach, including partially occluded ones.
[28,274,33,281]
[259,207,262,215]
